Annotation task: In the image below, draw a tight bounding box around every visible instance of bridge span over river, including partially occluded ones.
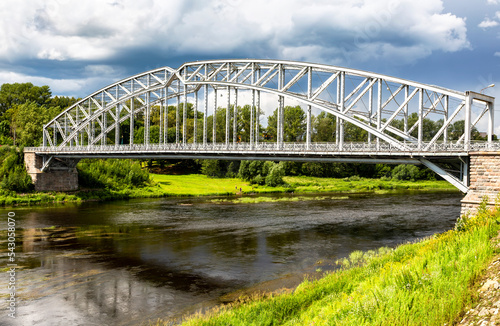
[23,59,498,213]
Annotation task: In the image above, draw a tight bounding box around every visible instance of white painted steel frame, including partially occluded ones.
[39,59,496,192]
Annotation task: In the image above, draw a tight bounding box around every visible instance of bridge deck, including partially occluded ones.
[25,142,500,162]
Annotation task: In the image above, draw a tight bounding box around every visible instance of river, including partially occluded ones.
[0,191,461,326]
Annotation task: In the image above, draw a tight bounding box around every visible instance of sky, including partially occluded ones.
[0,0,499,131]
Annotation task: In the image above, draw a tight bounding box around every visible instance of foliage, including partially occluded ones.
[266,105,307,141]
[455,196,499,232]
[0,146,33,192]
[200,159,228,178]
[11,101,62,146]
[77,159,150,189]
[391,164,420,181]
[0,83,52,116]
[265,162,286,187]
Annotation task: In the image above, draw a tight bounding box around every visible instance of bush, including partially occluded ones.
[0,166,33,192]
[0,146,34,192]
[265,163,285,187]
[391,164,419,181]
[200,160,227,178]
[78,159,150,189]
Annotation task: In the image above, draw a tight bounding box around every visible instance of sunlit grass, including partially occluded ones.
[151,174,251,196]
[0,174,457,207]
[283,176,457,193]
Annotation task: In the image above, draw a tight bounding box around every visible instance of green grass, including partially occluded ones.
[0,174,457,207]
[151,174,457,197]
[283,176,456,193]
[171,200,500,326]
[152,174,251,196]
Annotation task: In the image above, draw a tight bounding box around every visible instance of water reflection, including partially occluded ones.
[0,192,461,325]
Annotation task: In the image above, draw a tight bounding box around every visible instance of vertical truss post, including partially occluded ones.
[159,88,163,145]
[101,93,106,146]
[204,84,208,146]
[194,89,198,144]
[75,105,79,146]
[145,92,150,146]
[183,83,187,145]
[377,79,382,150]
[115,86,120,146]
[165,86,169,144]
[418,89,424,149]
[64,113,68,145]
[464,91,472,151]
[130,97,134,145]
[250,64,255,149]
[256,67,261,146]
[336,76,341,143]
[339,72,345,149]
[53,122,57,146]
[43,125,47,147]
[443,95,449,144]
[368,80,373,144]
[226,86,230,148]
[89,100,93,145]
[176,90,180,144]
[115,104,121,146]
[213,87,217,145]
[256,88,261,146]
[233,88,238,146]
[278,64,284,148]
[404,85,409,134]
[306,67,312,150]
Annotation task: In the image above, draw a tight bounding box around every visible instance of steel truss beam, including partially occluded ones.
[40,60,496,193]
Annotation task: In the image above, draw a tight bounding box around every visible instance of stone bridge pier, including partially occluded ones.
[461,152,500,215]
[24,150,79,192]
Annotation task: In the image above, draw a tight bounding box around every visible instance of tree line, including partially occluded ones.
[0,82,492,193]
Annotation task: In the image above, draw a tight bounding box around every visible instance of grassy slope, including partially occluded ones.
[177,205,499,326]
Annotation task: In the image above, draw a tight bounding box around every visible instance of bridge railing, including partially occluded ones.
[25,141,500,155]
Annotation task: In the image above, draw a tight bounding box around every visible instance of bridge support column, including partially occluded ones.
[24,150,79,192]
[461,152,500,215]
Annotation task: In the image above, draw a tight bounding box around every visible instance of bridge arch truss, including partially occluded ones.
[36,59,496,192]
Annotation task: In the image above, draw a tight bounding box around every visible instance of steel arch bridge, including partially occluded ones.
[26,59,496,193]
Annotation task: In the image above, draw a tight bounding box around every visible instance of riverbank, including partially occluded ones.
[0,174,457,206]
[169,200,500,326]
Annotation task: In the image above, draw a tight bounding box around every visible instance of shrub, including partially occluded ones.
[265,162,285,187]
[391,164,419,181]
[77,159,150,189]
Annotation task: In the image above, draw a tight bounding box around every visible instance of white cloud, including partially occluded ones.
[0,0,469,64]
[0,0,471,96]
[488,0,500,4]
[479,18,499,28]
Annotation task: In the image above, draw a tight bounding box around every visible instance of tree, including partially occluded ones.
[267,105,306,141]
[0,83,52,117]
[11,102,61,147]
[265,162,285,187]
[313,112,335,142]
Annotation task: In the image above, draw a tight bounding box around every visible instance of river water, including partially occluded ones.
[0,191,461,326]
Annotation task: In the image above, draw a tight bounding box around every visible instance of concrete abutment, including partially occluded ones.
[24,151,79,192]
